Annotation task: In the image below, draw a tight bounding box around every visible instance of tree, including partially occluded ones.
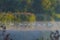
[1,13,14,23]
[41,0,57,21]
[31,0,42,14]
[28,13,36,22]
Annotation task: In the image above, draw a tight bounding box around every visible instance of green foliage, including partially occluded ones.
[42,0,57,10]
[28,14,36,22]
[42,0,51,10]
[0,13,14,23]
[41,0,58,21]
[0,0,59,21]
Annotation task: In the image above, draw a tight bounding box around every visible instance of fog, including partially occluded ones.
[4,22,60,31]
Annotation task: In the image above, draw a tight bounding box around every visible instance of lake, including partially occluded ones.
[0,30,51,40]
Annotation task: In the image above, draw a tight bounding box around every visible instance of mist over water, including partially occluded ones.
[5,22,60,31]
[0,22,60,40]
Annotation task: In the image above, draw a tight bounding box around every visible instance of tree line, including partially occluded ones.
[0,0,59,22]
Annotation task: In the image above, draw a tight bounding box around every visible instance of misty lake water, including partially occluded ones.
[0,30,51,40]
[0,22,60,40]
